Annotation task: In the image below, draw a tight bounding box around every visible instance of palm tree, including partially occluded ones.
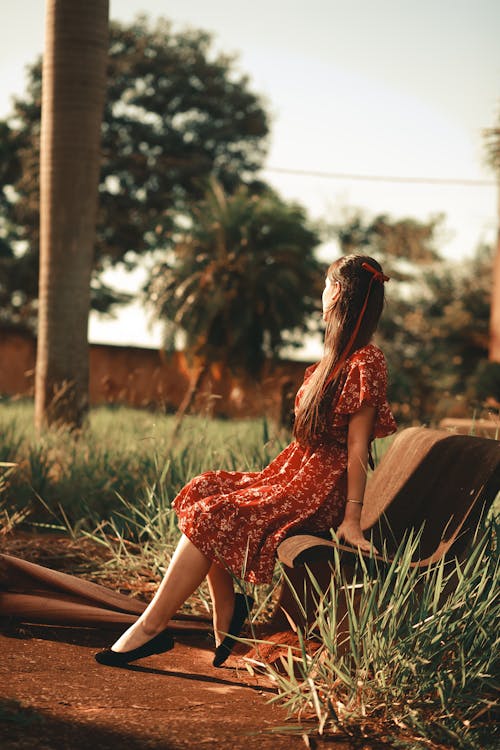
[35,0,109,430]
[146,179,323,423]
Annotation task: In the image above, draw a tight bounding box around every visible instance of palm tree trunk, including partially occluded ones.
[35,0,109,430]
[171,360,210,439]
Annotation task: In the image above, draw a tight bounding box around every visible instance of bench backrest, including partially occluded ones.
[362,427,500,562]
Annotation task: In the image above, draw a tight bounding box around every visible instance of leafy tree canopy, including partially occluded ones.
[379,244,492,423]
[146,179,324,375]
[484,107,500,175]
[330,209,444,280]
[0,15,269,329]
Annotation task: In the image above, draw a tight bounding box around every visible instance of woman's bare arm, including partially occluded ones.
[336,403,377,553]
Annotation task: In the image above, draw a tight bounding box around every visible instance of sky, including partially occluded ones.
[0,0,499,356]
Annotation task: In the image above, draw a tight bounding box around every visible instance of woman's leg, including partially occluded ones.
[206,563,235,646]
[111,534,211,653]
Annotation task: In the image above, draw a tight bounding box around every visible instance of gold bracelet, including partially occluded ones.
[346,498,363,505]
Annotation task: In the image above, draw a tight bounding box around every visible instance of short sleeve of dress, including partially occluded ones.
[332,345,397,439]
[303,363,319,381]
[294,362,319,412]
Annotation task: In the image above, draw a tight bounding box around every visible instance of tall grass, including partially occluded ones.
[253,522,499,749]
[0,399,285,531]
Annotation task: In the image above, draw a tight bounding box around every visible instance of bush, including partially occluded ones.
[469,359,500,406]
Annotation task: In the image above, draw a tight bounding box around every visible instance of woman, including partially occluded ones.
[95,254,397,668]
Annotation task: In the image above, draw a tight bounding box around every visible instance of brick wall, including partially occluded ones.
[0,328,311,421]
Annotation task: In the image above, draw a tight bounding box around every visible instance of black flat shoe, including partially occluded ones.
[95,628,174,667]
[213,592,254,668]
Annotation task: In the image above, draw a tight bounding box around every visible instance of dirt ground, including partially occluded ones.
[0,534,391,750]
[0,623,385,750]
[0,624,293,750]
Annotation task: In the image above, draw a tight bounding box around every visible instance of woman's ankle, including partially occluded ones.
[213,595,236,644]
[140,615,167,637]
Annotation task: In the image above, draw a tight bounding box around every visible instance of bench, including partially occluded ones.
[268,426,500,631]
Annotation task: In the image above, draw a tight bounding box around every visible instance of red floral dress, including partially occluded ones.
[172,344,397,584]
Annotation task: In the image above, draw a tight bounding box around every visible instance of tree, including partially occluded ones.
[146,179,323,421]
[34,0,109,430]
[332,209,443,278]
[378,245,492,423]
[0,16,269,328]
[484,120,500,175]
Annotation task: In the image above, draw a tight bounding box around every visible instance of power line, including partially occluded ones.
[262,165,496,187]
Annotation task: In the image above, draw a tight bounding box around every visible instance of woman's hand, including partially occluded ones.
[336,520,378,555]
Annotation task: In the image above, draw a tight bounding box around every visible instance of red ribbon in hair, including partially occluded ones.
[361,262,390,284]
[325,262,389,386]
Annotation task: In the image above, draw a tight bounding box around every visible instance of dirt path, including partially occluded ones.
[0,535,391,749]
[1,623,355,750]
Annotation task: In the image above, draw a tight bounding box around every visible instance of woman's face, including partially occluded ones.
[322,276,340,322]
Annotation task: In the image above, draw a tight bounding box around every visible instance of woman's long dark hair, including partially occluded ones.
[293,254,387,447]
